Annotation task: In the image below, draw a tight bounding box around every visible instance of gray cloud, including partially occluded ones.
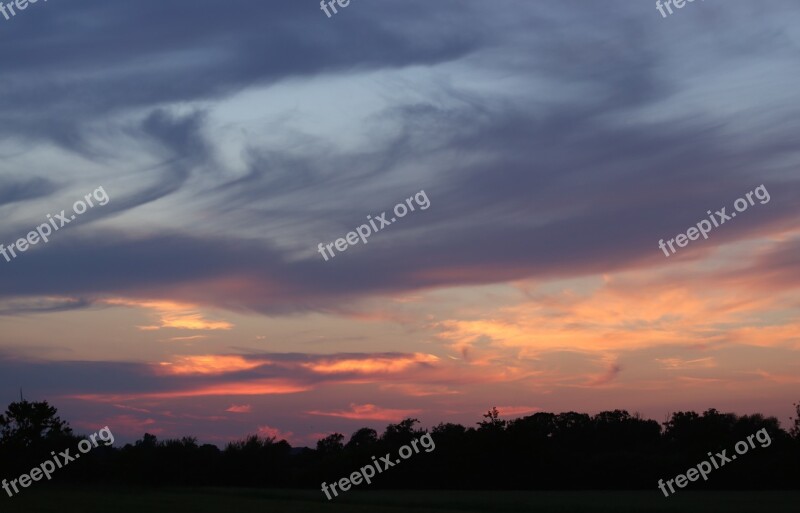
[0,177,57,207]
[0,0,798,313]
[0,0,486,148]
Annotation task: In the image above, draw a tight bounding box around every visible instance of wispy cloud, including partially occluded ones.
[71,380,309,402]
[495,406,541,417]
[301,353,439,374]
[307,403,421,421]
[257,425,294,442]
[158,355,264,376]
[657,357,717,370]
[105,299,233,331]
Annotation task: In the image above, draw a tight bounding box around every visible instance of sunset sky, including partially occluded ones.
[1,1,799,446]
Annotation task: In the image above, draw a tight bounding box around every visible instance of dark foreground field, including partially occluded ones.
[2,488,798,513]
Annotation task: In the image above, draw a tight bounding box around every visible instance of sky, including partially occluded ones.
[1,0,799,447]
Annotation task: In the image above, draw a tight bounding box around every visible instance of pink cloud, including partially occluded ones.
[306,403,421,421]
[226,404,252,413]
[495,406,541,417]
[380,384,462,397]
[257,425,294,442]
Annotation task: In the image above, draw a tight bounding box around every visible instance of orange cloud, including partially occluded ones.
[70,379,310,402]
[105,298,233,331]
[420,237,800,402]
[302,353,439,374]
[725,325,800,349]
[167,335,209,342]
[307,403,421,421]
[657,357,717,370]
[157,355,264,375]
[436,257,800,360]
[226,404,252,413]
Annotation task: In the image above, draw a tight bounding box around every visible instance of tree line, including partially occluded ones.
[1,401,799,490]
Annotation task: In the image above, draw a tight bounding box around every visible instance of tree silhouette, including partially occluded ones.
[791,402,800,439]
[1,399,798,491]
[0,399,73,448]
[477,407,506,431]
[346,427,378,452]
[316,432,344,454]
[0,400,77,477]
[381,418,421,447]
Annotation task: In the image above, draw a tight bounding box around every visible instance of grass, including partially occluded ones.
[2,487,798,512]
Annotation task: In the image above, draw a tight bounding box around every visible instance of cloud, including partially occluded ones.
[379,384,461,397]
[0,0,485,147]
[495,406,541,417]
[1,0,799,444]
[112,404,152,414]
[0,177,57,207]
[584,363,622,387]
[0,297,91,316]
[0,2,797,318]
[0,352,455,409]
[225,404,251,413]
[158,356,263,376]
[307,403,421,421]
[257,425,294,442]
[657,357,717,370]
[70,379,310,402]
[104,299,233,331]
[167,335,208,342]
[301,353,438,374]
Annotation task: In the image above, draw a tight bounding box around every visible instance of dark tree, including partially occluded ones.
[2,399,798,491]
[791,402,800,439]
[0,400,73,448]
[477,407,506,431]
[346,427,378,451]
[316,432,345,455]
[381,418,421,447]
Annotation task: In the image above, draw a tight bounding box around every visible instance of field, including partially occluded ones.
[3,488,798,513]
